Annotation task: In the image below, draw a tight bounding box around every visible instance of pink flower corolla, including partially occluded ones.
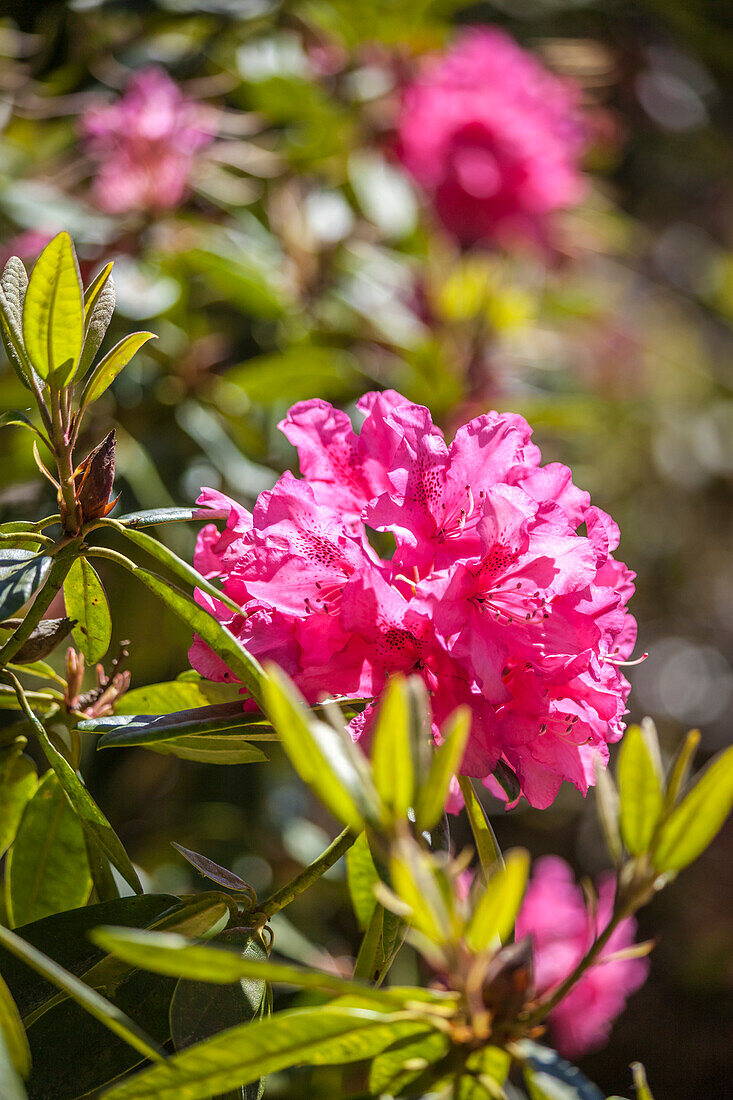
[81,68,216,214]
[516,856,649,1058]
[396,28,586,248]
[190,390,636,808]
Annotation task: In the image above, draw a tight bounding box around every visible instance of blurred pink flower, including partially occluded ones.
[0,230,54,267]
[190,391,636,808]
[516,856,649,1058]
[396,28,586,248]
[81,68,216,214]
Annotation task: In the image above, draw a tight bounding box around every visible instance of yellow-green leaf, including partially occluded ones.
[82,332,155,405]
[22,232,83,383]
[0,746,37,858]
[64,557,112,664]
[371,677,413,819]
[0,971,30,1078]
[415,708,470,831]
[465,849,529,952]
[617,725,663,855]
[653,744,733,873]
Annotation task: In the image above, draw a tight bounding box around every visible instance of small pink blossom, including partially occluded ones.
[190,391,636,809]
[81,68,216,214]
[516,856,649,1058]
[396,28,586,248]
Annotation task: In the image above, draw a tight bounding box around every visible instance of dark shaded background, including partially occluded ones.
[0,1,731,1095]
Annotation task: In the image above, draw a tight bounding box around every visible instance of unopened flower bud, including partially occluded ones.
[75,429,118,522]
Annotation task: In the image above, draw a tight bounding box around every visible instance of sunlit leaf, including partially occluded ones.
[371,677,413,819]
[465,849,529,952]
[593,762,623,867]
[653,744,733,873]
[368,1026,449,1095]
[617,725,664,855]
[82,332,155,405]
[63,557,112,664]
[346,831,379,930]
[0,1028,28,1100]
[22,232,83,384]
[457,775,503,877]
[263,665,381,830]
[6,772,92,928]
[415,708,470,831]
[0,551,53,622]
[0,257,33,389]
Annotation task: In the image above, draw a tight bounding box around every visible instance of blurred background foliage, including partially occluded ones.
[0,1,731,1095]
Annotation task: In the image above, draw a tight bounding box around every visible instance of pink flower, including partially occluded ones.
[190,392,636,809]
[516,856,649,1058]
[81,68,216,213]
[396,28,586,248]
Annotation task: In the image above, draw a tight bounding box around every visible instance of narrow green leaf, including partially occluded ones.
[116,507,229,528]
[6,772,92,927]
[3,671,143,895]
[113,679,243,713]
[109,563,263,705]
[0,924,164,1066]
[147,735,269,764]
[0,1028,28,1100]
[653,744,733,873]
[593,762,623,867]
[101,1006,429,1100]
[664,728,701,809]
[631,1062,655,1100]
[465,848,529,952]
[76,267,116,382]
[0,410,42,438]
[415,708,470,831]
[112,522,246,618]
[369,1026,449,1095]
[0,551,53,621]
[458,775,503,876]
[389,838,452,946]
[90,928,407,1008]
[371,677,413,819]
[81,703,272,748]
[0,971,31,1078]
[346,831,379,930]
[617,725,664,855]
[22,232,83,383]
[63,557,112,663]
[262,666,380,830]
[0,257,33,390]
[0,746,37,858]
[82,332,155,405]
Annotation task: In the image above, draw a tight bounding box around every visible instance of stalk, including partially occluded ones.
[260,827,358,918]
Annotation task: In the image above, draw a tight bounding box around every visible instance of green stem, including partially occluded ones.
[260,828,358,918]
[0,539,81,666]
[49,385,79,534]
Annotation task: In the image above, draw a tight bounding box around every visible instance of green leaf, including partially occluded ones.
[389,838,452,946]
[664,728,701,809]
[89,927,409,1009]
[0,257,33,390]
[520,1041,604,1100]
[3,671,142,896]
[6,772,92,928]
[82,332,155,405]
[346,831,379,930]
[0,746,37,858]
[63,557,112,664]
[631,1063,655,1100]
[22,232,84,384]
[653,744,733,873]
[0,551,53,621]
[109,563,263,705]
[0,924,164,1068]
[143,734,269,765]
[617,725,664,855]
[368,1026,449,1095]
[0,971,31,1078]
[113,679,243,713]
[458,775,504,877]
[465,848,529,952]
[116,507,228,528]
[593,762,623,867]
[371,677,413,820]
[76,266,116,382]
[101,1006,431,1100]
[112,522,245,618]
[171,844,257,899]
[0,1028,28,1100]
[82,703,272,748]
[0,410,42,438]
[262,666,380,831]
[415,708,470,831]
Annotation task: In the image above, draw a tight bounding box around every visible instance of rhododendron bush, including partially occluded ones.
[1,3,732,1100]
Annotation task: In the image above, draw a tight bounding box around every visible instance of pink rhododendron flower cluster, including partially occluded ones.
[396,28,586,248]
[81,68,216,214]
[516,856,649,1057]
[191,391,636,808]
